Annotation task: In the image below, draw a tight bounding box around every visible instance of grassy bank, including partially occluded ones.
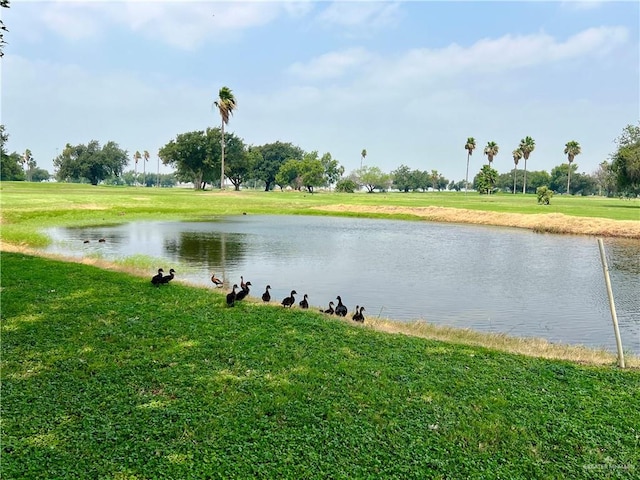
[1,182,639,247]
[2,253,639,479]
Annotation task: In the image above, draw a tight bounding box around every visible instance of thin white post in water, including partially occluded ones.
[597,238,625,368]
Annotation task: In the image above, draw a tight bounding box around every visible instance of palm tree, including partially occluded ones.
[360,149,367,168]
[22,149,32,178]
[133,150,141,186]
[156,149,161,188]
[143,150,149,187]
[214,86,237,189]
[482,142,499,195]
[483,141,499,166]
[564,140,581,195]
[512,148,523,194]
[519,136,535,194]
[464,137,476,194]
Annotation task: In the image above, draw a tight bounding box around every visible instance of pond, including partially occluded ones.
[42,215,640,355]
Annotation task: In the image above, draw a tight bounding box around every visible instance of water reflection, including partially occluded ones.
[42,215,640,355]
[165,232,247,267]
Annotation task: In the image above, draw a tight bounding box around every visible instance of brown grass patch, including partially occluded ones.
[361,316,639,368]
[314,205,640,238]
[68,203,110,210]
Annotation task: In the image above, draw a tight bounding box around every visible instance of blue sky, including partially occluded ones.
[2,0,638,182]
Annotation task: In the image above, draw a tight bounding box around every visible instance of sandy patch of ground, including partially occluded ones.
[313,205,640,238]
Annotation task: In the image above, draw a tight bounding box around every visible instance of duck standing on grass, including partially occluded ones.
[226,284,238,306]
[159,268,175,284]
[299,294,309,309]
[151,268,164,285]
[262,285,271,302]
[352,306,365,323]
[235,281,252,302]
[322,301,335,315]
[281,290,297,308]
[335,295,348,317]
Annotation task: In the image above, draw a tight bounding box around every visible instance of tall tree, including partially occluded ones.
[519,136,536,194]
[143,150,150,187]
[1,126,26,180]
[464,137,476,194]
[429,169,447,191]
[54,140,128,185]
[610,123,640,196]
[550,163,578,194]
[22,149,33,180]
[564,140,581,194]
[391,164,413,192]
[274,159,301,190]
[593,161,616,197]
[483,141,499,168]
[360,148,367,168]
[320,152,344,187]
[158,129,219,190]
[214,86,237,189]
[223,134,251,191]
[413,169,431,192]
[355,165,391,193]
[512,148,522,194]
[0,151,24,180]
[298,152,325,193]
[133,150,141,186]
[254,141,304,191]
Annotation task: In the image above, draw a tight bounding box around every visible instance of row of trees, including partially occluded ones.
[1,120,638,197]
[0,125,50,181]
[158,127,344,192]
[464,136,584,194]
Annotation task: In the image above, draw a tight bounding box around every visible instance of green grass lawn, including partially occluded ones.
[2,253,639,479]
[0,182,638,247]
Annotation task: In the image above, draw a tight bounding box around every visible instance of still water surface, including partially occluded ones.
[43,215,640,355]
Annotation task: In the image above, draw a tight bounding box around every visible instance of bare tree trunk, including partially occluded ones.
[567,163,572,195]
[513,165,517,194]
[220,123,225,189]
[465,153,470,195]
[522,159,528,194]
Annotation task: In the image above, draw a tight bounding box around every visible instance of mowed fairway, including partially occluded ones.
[2,253,639,479]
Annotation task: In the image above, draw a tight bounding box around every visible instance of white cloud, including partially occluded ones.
[358,26,629,88]
[25,1,310,50]
[287,47,373,81]
[284,25,628,92]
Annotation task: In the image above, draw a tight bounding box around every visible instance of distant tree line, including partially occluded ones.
[0,125,50,182]
[1,121,638,198]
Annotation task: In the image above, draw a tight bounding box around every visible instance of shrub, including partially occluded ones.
[335,178,358,193]
[536,186,554,205]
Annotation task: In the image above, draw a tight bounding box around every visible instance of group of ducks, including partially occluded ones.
[214,273,365,323]
[150,268,176,285]
[151,269,366,323]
